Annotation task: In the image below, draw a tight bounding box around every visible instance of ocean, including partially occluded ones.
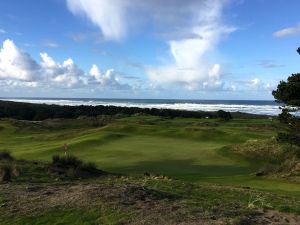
[0,98,281,116]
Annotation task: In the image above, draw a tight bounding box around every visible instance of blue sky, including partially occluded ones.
[0,0,299,100]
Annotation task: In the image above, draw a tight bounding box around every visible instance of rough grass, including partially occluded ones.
[232,139,300,176]
[0,163,18,182]
[0,159,299,225]
[0,152,19,182]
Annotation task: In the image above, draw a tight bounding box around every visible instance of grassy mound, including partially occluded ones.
[232,139,300,176]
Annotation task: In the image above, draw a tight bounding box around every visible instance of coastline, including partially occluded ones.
[0,98,280,116]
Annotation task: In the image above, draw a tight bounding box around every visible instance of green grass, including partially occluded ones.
[0,116,298,196]
[0,208,130,225]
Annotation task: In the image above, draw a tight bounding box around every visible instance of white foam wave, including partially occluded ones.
[0,99,281,116]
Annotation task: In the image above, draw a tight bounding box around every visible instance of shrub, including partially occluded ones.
[0,151,14,161]
[49,155,103,178]
[52,155,83,169]
[0,163,19,182]
[80,162,97,172]
[277,132,300,147]
[217,110,232,121]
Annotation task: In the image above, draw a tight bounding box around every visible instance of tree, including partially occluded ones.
[272,48,300,146]
[217,110,232,121]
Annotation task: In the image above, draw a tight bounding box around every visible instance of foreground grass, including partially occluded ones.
[0,116,298,197]
[0,159,299,225]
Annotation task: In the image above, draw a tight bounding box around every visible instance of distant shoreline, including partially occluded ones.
[0,97,275,102]
[0,99,276,120]
[0,98,280,116]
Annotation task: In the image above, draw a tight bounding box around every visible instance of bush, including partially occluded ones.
[52,155,83,169]
[49,155,103,178]
[80,162,97,172]
[277,132,300,147]
[217,110,232,121]
[0,151,14,161]
[0,163,19,182]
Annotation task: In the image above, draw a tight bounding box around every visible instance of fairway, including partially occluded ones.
[0,116,299,195]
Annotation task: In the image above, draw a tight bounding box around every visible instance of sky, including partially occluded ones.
[0,0,299,100]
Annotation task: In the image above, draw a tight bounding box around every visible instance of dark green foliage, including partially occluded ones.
[272,73,300,107]
[277,132,300,148]
[0,100,232,121]
[0,164,12,182]
[0,163,19,182]
[217,110,232,121]
[52,155,83,168]
[276,108,300,146]
[0,151,14,161]
[272,49,300,147]
[49,155,103,178]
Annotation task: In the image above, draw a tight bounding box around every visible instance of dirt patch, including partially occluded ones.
[237,210,300,225]
[0,183,177,215]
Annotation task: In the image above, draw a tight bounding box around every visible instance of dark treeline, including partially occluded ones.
[0,100,263,121]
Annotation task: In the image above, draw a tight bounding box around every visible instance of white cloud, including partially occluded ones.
[43,41,60,48]
[273,23,300,38]
[249,78,261,89]
[0,29,6,34]
[40,53,86,87]
[5,80,38,88]
[258,60,284,68]
[0,39,40,81]
[66,0,234,89]
[243,78,274,92]
[90,64,113,85]
[146,1,234,89]
[0,39,130,90]
[66,0,128,40]
[68,32,90,42]
[90,64,130,89]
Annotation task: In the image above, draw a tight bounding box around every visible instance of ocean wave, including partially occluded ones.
[0,98,281,116]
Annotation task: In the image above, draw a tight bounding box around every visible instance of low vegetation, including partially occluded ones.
[49,155,105,178]
[0,151,14,161]
[0,152,19,182]
[0,163,19,182]
[0,158,299,225]
[231,139,300,177]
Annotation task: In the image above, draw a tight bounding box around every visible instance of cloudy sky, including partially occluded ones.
[0,0,299,100]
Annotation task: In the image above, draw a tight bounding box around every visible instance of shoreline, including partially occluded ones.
[0,99,274,119]
[0,98,280,116]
